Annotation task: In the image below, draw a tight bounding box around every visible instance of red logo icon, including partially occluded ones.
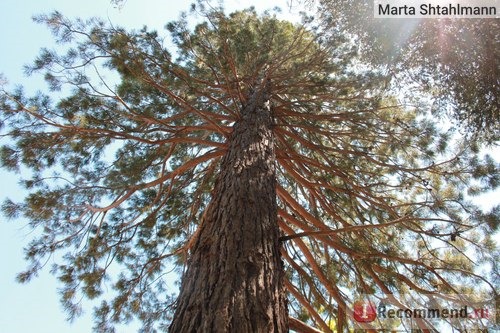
[353,300,377,322]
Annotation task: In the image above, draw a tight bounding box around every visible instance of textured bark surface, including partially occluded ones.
[169,84,288,332]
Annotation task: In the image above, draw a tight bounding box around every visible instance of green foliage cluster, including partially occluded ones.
[316,0,499,143]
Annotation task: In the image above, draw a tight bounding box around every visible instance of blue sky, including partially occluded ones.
[0,1,296,332]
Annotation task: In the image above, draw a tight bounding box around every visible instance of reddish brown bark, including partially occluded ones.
[169,83,288,332]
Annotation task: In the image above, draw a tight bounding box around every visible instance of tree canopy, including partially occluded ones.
[0,2,498,332]
[314,0,499,144]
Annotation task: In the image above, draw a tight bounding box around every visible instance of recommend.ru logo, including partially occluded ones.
[351,294,495,331]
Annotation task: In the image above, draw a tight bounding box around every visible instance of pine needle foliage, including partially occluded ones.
[0,2,498,332]
[313,0,499,143]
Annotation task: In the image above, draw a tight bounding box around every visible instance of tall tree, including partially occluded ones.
[1,3,498,332]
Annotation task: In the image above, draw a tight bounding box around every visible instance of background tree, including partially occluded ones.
[1,2,498,332]
[311,0,499,144]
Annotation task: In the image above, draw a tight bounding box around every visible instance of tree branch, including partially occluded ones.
[289,317,324,333]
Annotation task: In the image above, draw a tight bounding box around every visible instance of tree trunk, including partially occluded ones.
[169,82,288,332]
